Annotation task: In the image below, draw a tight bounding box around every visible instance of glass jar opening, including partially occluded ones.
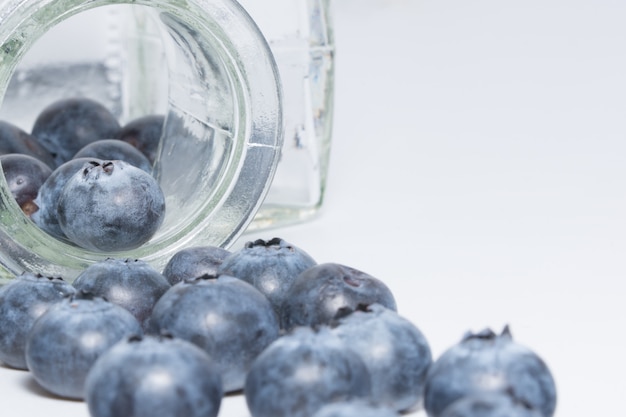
[0,0,283,281]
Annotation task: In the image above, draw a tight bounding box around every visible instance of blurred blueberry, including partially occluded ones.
[72,258,171,329]
[0,272,75,369]
[57,160,166,251]
[31,97,121,167]
[85,334,222,417]
[218,237,316,318]
[331,304,432,412]
[0,120,55,167]
[311,400,400,417]
[25,291,142,399]
[439,391,545,417]
[280,262,397,330]
[163,245,231,286]
[0,153,52,217]
[118,114,164,165]
[31,157,103,239]
[148,274,280,393]
[423,326,557,417]
[73,139,153,173]
[244,326,372,417]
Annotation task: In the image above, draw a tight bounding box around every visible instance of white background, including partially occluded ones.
[2,0,625,416]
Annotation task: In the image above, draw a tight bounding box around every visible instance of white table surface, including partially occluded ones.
[2,0,625,416]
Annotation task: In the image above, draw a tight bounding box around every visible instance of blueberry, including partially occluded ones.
[439,391,545,417]
[218,238,316,317]
[85,334,223,417]
[0,120,55,167]
[148,274,280,393]
[279,262,397,330]
[244,326,372,417]
[118,114,164,165]
[0,272,75,369]
[423,326,557,417]
[73,139,153,173]
[72,258,171,329]
[57,160,166,251]
[0,153,52,217]
[31,157,103,240]
[162,245,231,286]
[311,400,400,417]
[25,291,142,399]
[331,304,433,412]
[31,97,121,167]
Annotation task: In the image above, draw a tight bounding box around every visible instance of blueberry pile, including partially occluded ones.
[0,237,558,417]
[0,97,165,251]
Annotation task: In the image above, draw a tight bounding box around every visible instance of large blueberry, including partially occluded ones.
[423,326,557,417]
[57,160,166,251]
[279,262,397,330]
[331,304,433,412]
[30,97,121,167]
[0,272,75,369]
[73,139,153,173]
[31,157,103,239]
[148,274,280,393]
[85,334,222,417]
[118,114,164,164]
[25,291,142,399]
[0,120,55,167]
[218,237,316,317]
[72,258,171,329]
[439,391,545,417]
[0,153,52,217]
[162,245,231,286]
[244,326,372,417]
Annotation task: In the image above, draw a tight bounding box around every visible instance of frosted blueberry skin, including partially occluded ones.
[439,391,545,417]
[331,304,433,412]
[30,97,121,167]
[85,334,223,417]
[0,272,75,369]
[218,237,317,318]
[73,139,153,173]
[244,326,372,417]
[72,258,171,329]
[31,157,104,240]
[163,245,231,286]
[0,120,55,167]
[57,160,166,252]
[118,114,164,165]
[423,326,557,417]
[279,262,397,331]
[25,292,142,399]
[0,153,52,217]
[311,400,400,417]
[148,274,280,393]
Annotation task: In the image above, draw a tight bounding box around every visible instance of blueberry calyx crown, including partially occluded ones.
[342,274,362,288]
[69,289,107,302]
[82,160,115,179]
[184,273,220,284]
[461,324,513,343]
[331,303,373,324]
[245,237,292,250]
[127,331,174,344]
[24,272,65,282]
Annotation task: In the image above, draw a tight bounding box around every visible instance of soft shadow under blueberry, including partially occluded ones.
[19,373,82,402]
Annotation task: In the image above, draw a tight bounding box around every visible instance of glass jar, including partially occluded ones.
[238,0,335,230]
[0,0,285,282]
